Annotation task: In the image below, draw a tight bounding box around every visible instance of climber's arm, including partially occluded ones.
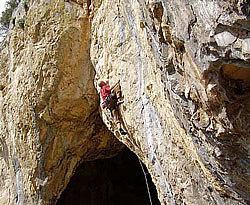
[110,80,120,90]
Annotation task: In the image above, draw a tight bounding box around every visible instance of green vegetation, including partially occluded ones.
[23,0,29,11]
[17,18,24,29]
[23,0,28,7]
[0,0,20,34]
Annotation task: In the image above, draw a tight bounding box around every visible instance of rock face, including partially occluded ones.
[91,0,250,204]
[0,0,123,204]
[0,0,249,204]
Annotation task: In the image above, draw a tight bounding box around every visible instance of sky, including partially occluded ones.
[0,0,8,17]
[0,0,8,41]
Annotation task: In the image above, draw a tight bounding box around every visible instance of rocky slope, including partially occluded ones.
[0,0,249,204]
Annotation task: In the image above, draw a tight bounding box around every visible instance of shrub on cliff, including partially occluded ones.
[0,0,20,35]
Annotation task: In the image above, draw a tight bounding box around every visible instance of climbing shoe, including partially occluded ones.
[117,100,124,106]
[119,128,127,135]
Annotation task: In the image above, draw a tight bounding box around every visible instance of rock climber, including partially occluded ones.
[99,80,127,135]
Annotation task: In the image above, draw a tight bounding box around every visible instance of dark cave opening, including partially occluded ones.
[57,148,160,205]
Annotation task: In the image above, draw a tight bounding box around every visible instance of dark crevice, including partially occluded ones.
[218,60,250,98]
[153,2,163,23]
[57,148,160,205]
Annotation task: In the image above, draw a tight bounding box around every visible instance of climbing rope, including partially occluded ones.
[138,159,153,205]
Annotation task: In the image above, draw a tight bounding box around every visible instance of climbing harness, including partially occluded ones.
[102,92,118,118]
[138,159,153,205]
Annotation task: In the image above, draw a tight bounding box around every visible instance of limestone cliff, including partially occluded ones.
[0,0,249,204]
[91,0,250,204]
[0,0,123,204]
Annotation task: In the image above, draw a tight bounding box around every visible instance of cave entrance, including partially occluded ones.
[57,148,160,205]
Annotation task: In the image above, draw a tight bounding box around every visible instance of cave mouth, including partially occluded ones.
[57,148,160,205]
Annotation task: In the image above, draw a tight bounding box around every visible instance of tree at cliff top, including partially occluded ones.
[0,0,20,37]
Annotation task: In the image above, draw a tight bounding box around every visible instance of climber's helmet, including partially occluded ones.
[98,80,106,88]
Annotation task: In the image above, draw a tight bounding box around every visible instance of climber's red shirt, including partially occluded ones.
[100,84,111,100]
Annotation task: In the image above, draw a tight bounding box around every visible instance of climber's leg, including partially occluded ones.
[112,108,127,135]
[111,108,119,124]
[114,83,124,105]
[108,108,114,120]
[115,84,122,99]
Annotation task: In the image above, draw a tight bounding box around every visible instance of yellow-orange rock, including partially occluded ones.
[0,0,123,204]
[91,0,250,204]
[0,0,249,204]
